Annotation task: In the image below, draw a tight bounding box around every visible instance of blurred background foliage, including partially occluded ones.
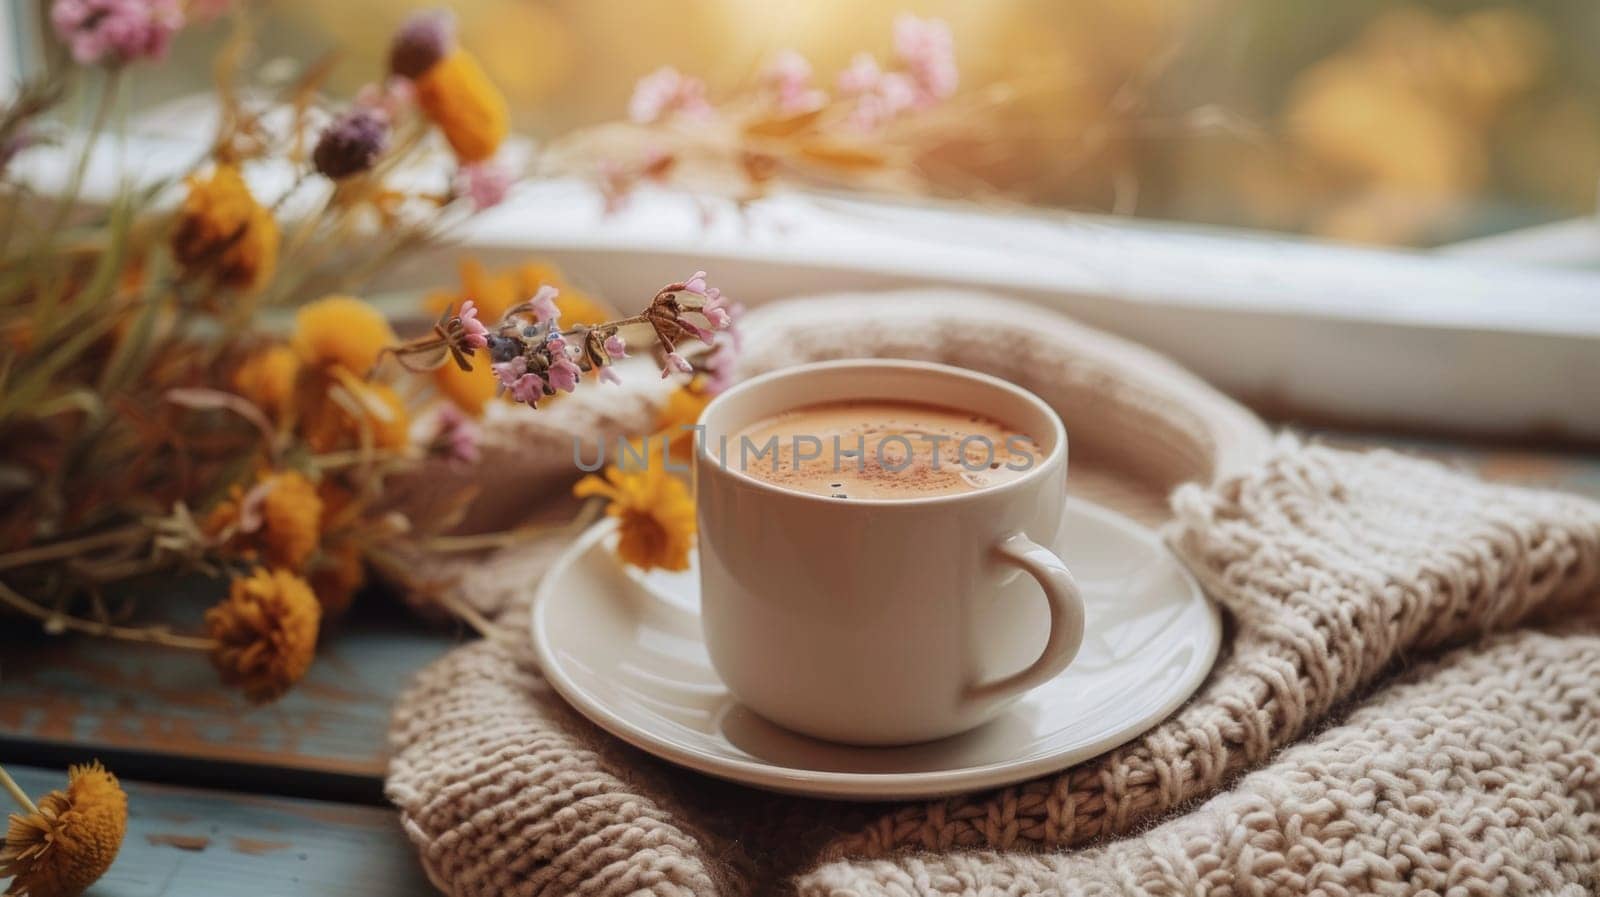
[32,0,1600,247]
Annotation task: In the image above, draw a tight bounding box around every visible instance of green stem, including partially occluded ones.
[0,763,41,816]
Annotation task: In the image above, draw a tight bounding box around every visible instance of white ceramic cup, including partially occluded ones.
[694,359,1085,745]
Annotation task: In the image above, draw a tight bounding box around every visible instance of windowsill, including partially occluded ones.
[11,131,1600,441]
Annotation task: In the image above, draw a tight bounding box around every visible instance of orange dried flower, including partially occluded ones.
[302,377,411,453]
[574,465,696,572]
[423,258,612,327]
[414,50,508,164]
[291,295,396,376]
[0,761,127,897]
[308,541,366,617]
[205,567,321,702]
[207,470,324,571]
[233,344,300,419]
[170,163,279,291]
[433,357,497,417]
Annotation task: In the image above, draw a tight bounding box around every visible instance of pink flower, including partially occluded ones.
[678,317,715,344]
[356,77,415,118]
[493,355,528,391]
[528,285,560,325]
[701,341,739,395]
[604,333,628,359]
[455,159,515,212]
[628,66,712,124]
[511,372,546,407]
[762,49,826,113]
[457,300,489,349]
[188,0,230,23]
[661,352,694,378]
[893,14,958,105]
[849,72,917,131]
[681,270,709,296]
[52,0,184,66]
[836,53,882,97]
[701,287,732,329]
[433,404,481,466]
[545,335,582,393]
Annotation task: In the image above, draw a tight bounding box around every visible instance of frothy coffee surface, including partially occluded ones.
[729,400,1040,499]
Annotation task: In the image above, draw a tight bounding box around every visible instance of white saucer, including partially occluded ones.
[530,498,1219,801]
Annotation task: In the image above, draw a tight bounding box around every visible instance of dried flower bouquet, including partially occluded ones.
[2,0,973,715]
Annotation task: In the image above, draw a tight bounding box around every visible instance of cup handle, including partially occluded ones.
[964,532,1086,705]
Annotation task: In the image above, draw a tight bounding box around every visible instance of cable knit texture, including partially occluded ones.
[385,292,1600,896]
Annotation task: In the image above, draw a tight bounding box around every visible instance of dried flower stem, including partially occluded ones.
[0,763,39,816]
[0,523,148,572]
[310,447,421,472]
[430,590,507,643]
[421,498,603,553]
[0,580,216,651]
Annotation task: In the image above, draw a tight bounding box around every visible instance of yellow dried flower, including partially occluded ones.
[574,465,696,572]
[233,344,300,420]
[434,358,497,417]
[299,375,411,454]
[655,384,711,464]
[207,470,324,571]
[291,295,396,376]
[0,761,127,897]
[205,568,321,703]
[414,50,509,164]
[170,164,279,291]
[358,382,411,450]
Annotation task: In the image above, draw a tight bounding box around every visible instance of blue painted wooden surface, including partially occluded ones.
[0,602,460,785]
[4,765,435,897]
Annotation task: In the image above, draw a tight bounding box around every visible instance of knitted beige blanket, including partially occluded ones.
[386,294,1600,897]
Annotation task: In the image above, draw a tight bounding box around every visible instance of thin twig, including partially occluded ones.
[0,580,215,651]
[0,763,40,816]
[421,498,603,553]
[0,523,148,572]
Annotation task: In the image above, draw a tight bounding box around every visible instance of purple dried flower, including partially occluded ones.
[312,106,391,180]
[603,333,628,359]
[681,270,708,296]
[52,0,184,66]
[389,9,455,79]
